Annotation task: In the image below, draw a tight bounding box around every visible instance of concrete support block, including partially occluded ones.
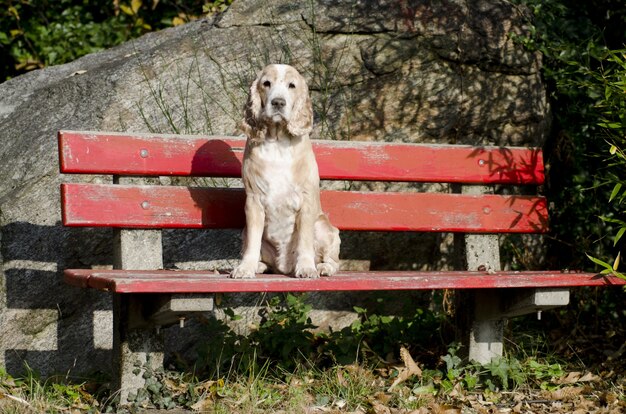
[462,185,505,365]
[113,229,163,270]
[148,294,215,327]
[113,294,164,405]
[111,177,165,405]
[503,288,570,318]
[468,290,504,364]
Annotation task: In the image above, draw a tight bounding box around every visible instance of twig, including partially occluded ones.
[1,391,33,408]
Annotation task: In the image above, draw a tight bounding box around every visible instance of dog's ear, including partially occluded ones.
[240,75,265,141]
[287,80,313,137]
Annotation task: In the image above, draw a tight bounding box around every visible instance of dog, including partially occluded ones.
[230,64,340,279]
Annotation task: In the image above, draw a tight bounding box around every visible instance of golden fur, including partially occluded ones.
[231,64,340,279]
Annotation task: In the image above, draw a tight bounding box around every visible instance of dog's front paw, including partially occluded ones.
[230,263,256,279]
[295,265,319,278]
[317,262,337,277]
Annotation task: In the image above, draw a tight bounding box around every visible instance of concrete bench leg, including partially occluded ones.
[468,290,504,364]
[459,187,571,363]
[113,225,164,405]
[462,185,505,364]
[113,294,164,405]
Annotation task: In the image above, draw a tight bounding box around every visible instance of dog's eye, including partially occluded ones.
[288,82,296,89]
[263,80,271,88]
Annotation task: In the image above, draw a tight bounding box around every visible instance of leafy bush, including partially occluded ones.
[513,0,626,275]
[0,0,230,81]
[195,293,446,378]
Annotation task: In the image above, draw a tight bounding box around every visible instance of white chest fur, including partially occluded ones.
[254,139,299,202]
[248,139,303,256]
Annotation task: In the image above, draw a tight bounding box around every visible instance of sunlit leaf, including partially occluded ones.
[131,0,143,14]
[120,4,133,15]
[609,183,622,202]
[586,253,614,270]
[8,6,19,19]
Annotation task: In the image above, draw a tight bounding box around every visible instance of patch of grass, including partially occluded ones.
[5,295,620,412]
[0,366,105,413]
[3,295,624,412]
[311,364,377,410]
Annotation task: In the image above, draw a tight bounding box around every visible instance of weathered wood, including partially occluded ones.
[58,130,545,184]
[63,269,623,293]
[61,183,549,233]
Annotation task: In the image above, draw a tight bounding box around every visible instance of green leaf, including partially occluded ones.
[8,5,19,19]
[487,357,510,389]
[610,183,622,202]
[441,353,462,372]
[614,227,626,246]
[586,253,614,270]
[599,216,626,226]
[120,4,134,15]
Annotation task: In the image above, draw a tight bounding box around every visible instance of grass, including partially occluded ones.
[2,294,625,413]
[2,352,623,413]
[0,366,104,413]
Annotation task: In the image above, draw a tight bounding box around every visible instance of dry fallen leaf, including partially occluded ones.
[557,371,600,384]
[543,386,584,401]
[190,396,214,411]
[388,347,422,391]
[578,372,600,382]
[370,399,391,414]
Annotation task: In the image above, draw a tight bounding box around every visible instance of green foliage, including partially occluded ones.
[513,0,626,273]
[0,364,104,412]
[252,294,317,368]
[1,298,613,412]
[526,359,565,390]
[195,293,318,377]
[437,343,478,392]
[194,295,574,398]
[419,344,571,396]
[194,293,445,378]
[0,0,232,82]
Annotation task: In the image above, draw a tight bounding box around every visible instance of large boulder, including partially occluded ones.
[0,0,547,376]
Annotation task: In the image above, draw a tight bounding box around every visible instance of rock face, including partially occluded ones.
[0,0,547,376]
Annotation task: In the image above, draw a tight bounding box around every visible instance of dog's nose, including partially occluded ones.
[271,97,286,109]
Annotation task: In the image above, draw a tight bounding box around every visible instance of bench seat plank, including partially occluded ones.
[58,131,544,184]
[63,269,624,293]
[61,183,548,233]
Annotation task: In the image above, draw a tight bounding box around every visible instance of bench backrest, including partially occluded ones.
[59,131,547,234]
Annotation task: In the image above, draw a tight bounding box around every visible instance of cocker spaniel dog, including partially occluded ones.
[231,64,340,279]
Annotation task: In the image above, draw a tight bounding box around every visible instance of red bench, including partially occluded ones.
[58,130,624,403]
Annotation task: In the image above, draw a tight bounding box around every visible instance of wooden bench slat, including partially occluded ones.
[63,269,624,293]
[61,183,548,233]
[58,130,545,185]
